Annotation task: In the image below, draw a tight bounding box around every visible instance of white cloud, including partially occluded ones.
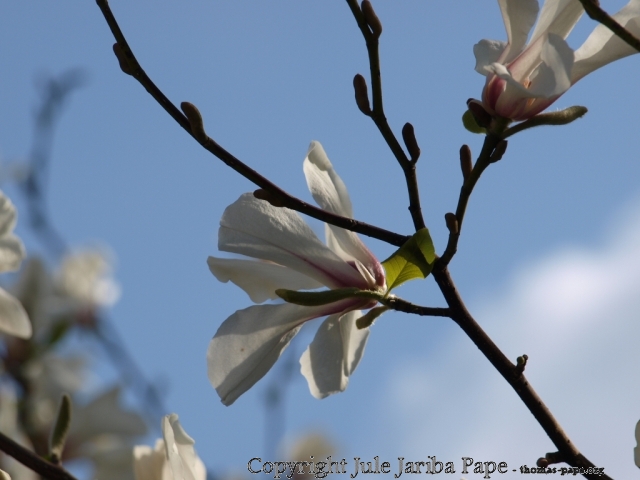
[381,198,640,479]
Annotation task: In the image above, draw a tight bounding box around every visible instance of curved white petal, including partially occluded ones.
[207,257,323,304]
[303,143,384,288]
[528,33,574,97]
[474,39,508,75]
[0,235,25,273]
[208,300,359,406]
[300,310,370,399]
[133,440,165,480]
[572,0,640,82]
[497,0,539,64]
[303,141,353,218]
[530,0,584,44]
[163,414,205,480]
[0,192,17,238]
[218,193,368,289]
[0,287,31,339]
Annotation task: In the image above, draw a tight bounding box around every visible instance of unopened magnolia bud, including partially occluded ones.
[502,106,588,139]
[353,74,372,116]
[180,102,207,142]
[112,43,133,76]
[515,354,528,374]
[356,306,389,329]
[253,189,285,207]
[402,123,420,163]
[490,139,508,162]
[459,145,472,180]
[467,98,492,129]
[361,0,383,38]
[444,213,459,235]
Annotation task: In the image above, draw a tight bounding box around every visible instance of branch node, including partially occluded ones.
[444,213,459,235]
[490,139,508,163]
[459,145,472,180]
[361,0,383,38]
[353,74,372,116]
[253,189,285,207]
[112,43,133,76]
[402,123,420,163]
[180,102,207,142]
[537,451,564,467]
[515,354,528,375]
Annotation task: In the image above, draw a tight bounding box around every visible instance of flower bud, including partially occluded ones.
[444,213,459,235]
[459,145,472,180]
[402,123,420,163]
[490,139,508,163]
[361,0,382,38]
[353,74,372,116]
[112,43,133,76]
[180,102,207,142]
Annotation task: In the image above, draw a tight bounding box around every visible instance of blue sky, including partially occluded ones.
[2,1,640,478]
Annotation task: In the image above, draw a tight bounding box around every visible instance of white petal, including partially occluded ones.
[527,33,574,97]
[303,141,353,218]
[207,257,323,304]
[300,310,370,399]
[474,39,508,75]
[219,193,368,289]
[530,0,584,44]
[497,0,539,64]
[163,414,205,480]
[0,287,31,339]
[208,300,359,405]
[303,143,384,288]
[0,470,11,480]
[0,192,17,238]
[0,235,25,273]
[572,0,640,82]
[133,440,165,480]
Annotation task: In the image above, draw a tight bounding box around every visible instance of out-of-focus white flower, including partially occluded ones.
[133,414,206,480]
[207,141,385,405]
[474,0,640,121]
[0,191,31,338]
[56,249,120,309]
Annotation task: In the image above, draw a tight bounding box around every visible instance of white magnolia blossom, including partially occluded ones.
[0,190,30,338]
[208,141,386,405]
[133,414,206,480]
[474,0,640,120]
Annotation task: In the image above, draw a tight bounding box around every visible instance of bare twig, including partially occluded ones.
[95,0,407,248]
[381,296,451,317]
[577,0,640,52]
[0,430,78,480]
[346,0,426,231]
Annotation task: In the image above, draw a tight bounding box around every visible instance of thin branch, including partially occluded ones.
[430,265,611,480]
[381,296,451,317]
[577,0,640,52]
[346,0,426,231]
[95,0,407,248]
[438,134,501,266]
[0,430,78,480]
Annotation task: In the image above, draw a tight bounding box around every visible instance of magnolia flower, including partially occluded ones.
[0,190,30,338]
[474,0,640,121]
[133,414,206,480]
[208,141,386,405]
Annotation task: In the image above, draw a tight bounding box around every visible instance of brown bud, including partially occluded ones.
[459,144,472,180]
[466,98,492,129]
[361,0,383,38]
[253,189,285,207]
[444,212,459,235]
[353,74,371,116]
[180,102,207,142]
[536,458,549,469]
[490,139,508,162]
[112,43,133,76]
[402,123,420,163]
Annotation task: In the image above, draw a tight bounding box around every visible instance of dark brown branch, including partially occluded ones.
[430,265,611,480]
[438,134,501,266]
[382,296,451,317]
[577,0,640,52]
[0,430,78,480]
[95,0,408,248]
[346,0,426,232]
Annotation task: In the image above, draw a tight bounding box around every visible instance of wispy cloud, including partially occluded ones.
[381,198,640,478]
